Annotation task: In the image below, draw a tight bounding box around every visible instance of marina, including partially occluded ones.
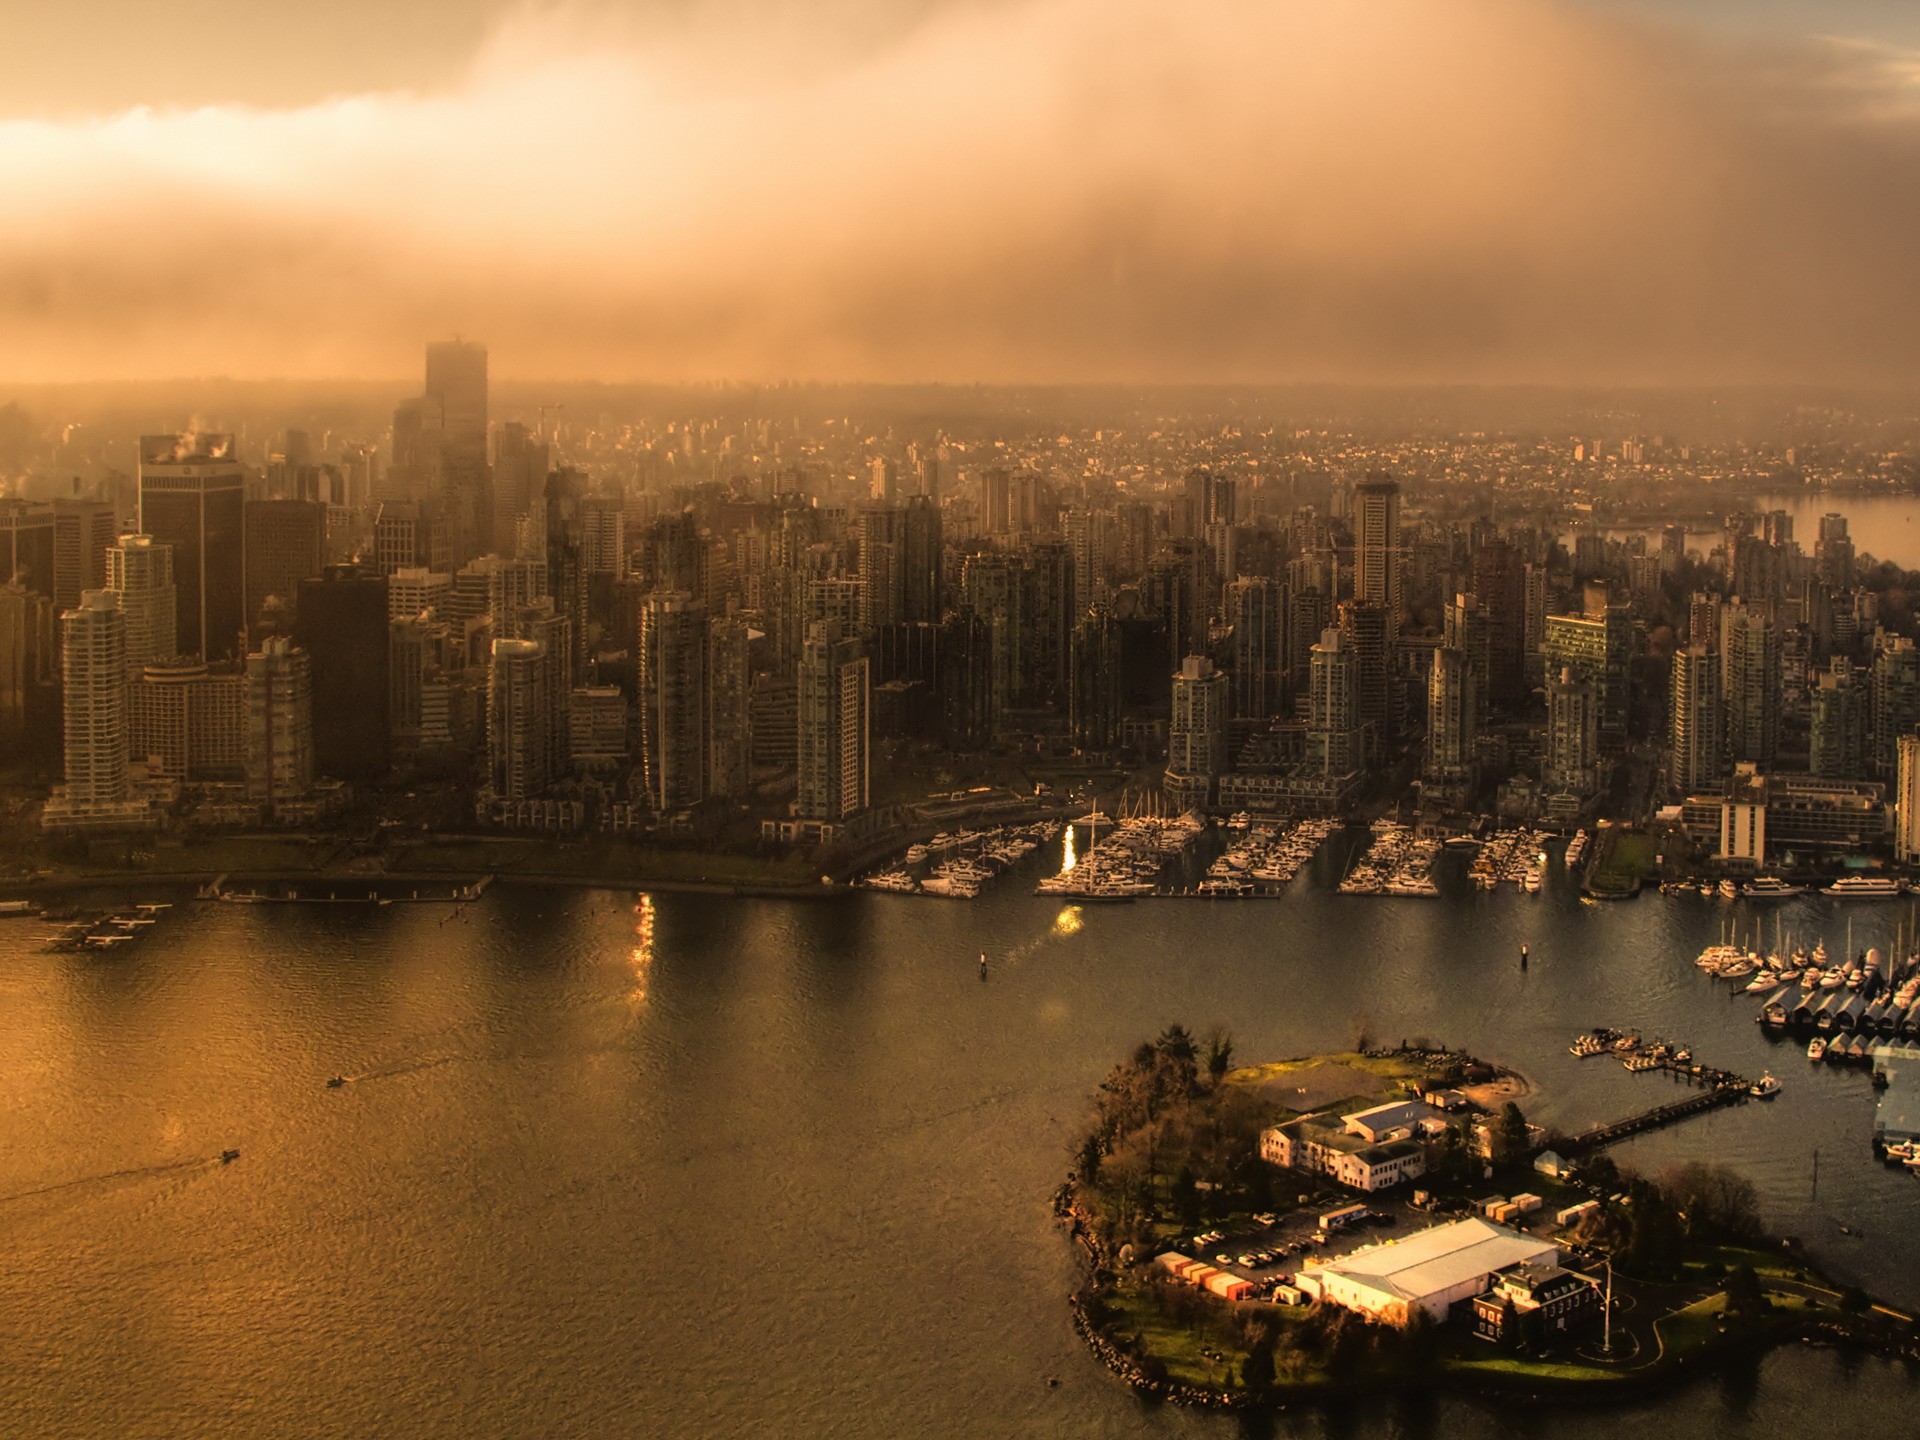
[855,822,1062,899]
[1336,820,1442,897]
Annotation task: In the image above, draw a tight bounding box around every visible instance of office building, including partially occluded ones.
[0,499,56,600]
[295,567,391,780]
[52,499,117,613]
[425,340,490,561]
[137,434,246,663]
[244,499,325,627]
[0,581,57,755]
[1225,577,1282,720]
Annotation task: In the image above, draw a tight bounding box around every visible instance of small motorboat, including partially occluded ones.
[326,1076,346,1089]
[219,1149,241,1164]
[1750,1073,1782,1099]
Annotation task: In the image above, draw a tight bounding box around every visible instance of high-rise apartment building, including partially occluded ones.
[1307,627,1361,776]
[1164,655,1229,811]
[1352,475,1401,638]
[1544,667,1599,795]
[137,434,246,664]
[709,613,753,802]
[1720,602,1780,764]
[1871,635,1920,782]
[796,620,869,823]
[637,592,710,812]
[1667,643,1722,794]
[105,535,178,673]
[1896,732,1920,864]
[1425,646,1473,797]
[44,590,151,830]
[487,636,555,801]
[245,637,315,815]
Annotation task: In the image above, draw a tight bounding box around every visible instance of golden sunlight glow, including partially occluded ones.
[1060,825,1077,874]
[628,893,656,1008]
[1053,905,1083,937]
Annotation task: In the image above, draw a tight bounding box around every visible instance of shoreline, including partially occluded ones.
[1053,1172,1919,1413]
[0,867,850,904]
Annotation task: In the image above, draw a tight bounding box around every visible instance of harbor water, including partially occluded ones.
[3,842,1918,1438]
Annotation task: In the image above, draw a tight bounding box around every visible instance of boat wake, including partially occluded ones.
[331,1054,464,1087]
[0,1154,223,1208]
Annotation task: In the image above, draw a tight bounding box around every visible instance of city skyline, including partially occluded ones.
[8,2,1920,386]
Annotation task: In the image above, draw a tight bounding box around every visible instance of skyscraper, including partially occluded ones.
[492,421,550,555]
[137,433,247,664]
[1352,475,1402,638]
[105,535,178,673]
[51,499,117,613]
[637,592,711,812]
[425,340,490,561]
[0,580,57,759]
[1069,603,1123,753]
[244,499,326,628]
[1224,577,1282,720]
[1809,659,1870,779]
[1871,634,1920,781]
[0,499,56,600]
[797,620,869,823]
[295,567,391,781]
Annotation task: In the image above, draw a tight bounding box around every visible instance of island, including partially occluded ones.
[1056,1027,1920,1408]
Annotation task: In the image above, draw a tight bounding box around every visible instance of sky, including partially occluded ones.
[5,0,1920,386]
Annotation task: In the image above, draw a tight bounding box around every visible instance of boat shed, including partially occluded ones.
[1294,1218,1558,1327]
[1873,1044,1920,1145]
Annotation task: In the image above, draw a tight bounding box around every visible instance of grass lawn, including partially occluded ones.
[1654,1293,1728,1356]
[1103,1285,1248,1388]
[1445,1353,1628,1384]
[1679,1242,1809,1284]
[1589,829,1658,893]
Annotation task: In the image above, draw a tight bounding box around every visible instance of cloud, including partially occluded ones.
[2,0,1920,386]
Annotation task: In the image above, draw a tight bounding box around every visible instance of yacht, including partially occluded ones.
[1745,876,1806,898]
[1718,879,1739,899]
[1823,876,1903,898]
[1807,1036,1827,1061]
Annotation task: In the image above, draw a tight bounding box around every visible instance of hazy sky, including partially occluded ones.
[6,0,1920,385]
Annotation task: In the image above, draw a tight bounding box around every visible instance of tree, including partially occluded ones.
[1499,1297,1522,1352]
[1075,1131,1103,1186]
[1497,1102,1532,1162]
[1205,1027,1235,1087]
[1241,1340,1275,1393]
[1724,1264,1768,1320]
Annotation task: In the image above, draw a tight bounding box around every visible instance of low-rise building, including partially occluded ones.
[1295,1218,1559,1326]
[1469,1260,1602,1346]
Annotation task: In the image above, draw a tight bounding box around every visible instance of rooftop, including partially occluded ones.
[1304,1218,1556,1303]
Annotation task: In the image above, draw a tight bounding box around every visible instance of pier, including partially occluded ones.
[1562,1085,1749,1155]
